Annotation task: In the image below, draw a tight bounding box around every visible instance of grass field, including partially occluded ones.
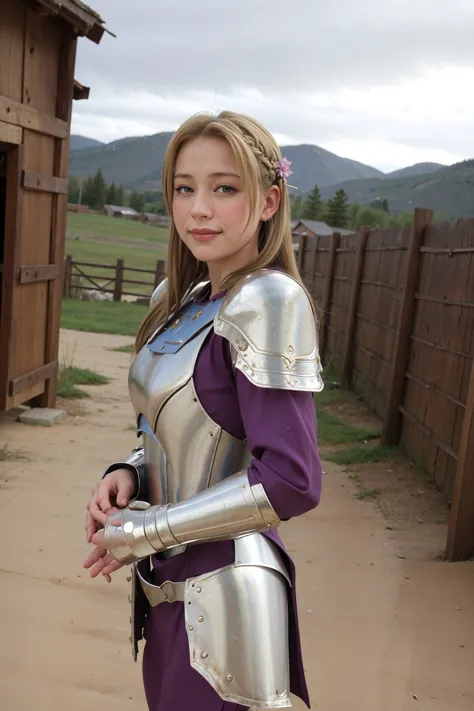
[61,300,148,336]
[65,212,168,295]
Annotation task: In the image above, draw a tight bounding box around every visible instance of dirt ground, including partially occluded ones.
[1,328,473,711]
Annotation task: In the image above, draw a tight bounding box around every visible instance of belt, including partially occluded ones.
[136,558,186,607]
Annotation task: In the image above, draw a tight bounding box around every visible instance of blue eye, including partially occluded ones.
[217,185,236,194]
[175,186,193,194]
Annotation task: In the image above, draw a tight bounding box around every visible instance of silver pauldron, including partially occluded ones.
[104,470,280,565]
[214,268,324,392]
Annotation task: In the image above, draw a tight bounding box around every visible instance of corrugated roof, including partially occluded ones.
[293,219,354,237]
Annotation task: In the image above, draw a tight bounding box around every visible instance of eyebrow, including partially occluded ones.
[174,171,241,180]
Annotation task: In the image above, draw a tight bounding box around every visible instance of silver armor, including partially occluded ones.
[103,269,323,709]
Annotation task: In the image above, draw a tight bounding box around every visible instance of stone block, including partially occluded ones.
[19,408,67,427]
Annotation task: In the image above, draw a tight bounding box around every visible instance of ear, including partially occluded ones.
[259,185,280,223]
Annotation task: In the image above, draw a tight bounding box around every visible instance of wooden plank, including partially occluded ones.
[19,264,61,284]
[382,208,433,445]
[9,360,58,396]
[445,358,474,560]
[0,145,24,409]
[38,31,77,408]
[319,232,340,364]
[342,226,370,386]
[0,95,68,139]
[114,258,124,301]
[0,120,22,145]
[0,3,26,103]
[22,170,68,194]
[298,234,307,274]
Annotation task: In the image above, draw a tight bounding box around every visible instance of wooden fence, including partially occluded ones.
[62,256,165,301]
[295,208,474,562]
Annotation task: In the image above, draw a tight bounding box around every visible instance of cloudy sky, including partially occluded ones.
[72,0,474,172]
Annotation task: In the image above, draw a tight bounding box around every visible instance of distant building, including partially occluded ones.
[141,212,170,228]
[104,204,139,219]
[291,219,354,253]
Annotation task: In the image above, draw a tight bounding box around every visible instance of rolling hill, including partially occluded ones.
[320,160,474,218]
[68,133,383,193]
[70,135,105,152]
[386,162,444,179]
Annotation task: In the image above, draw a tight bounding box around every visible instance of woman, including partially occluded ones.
[84,110,324,711]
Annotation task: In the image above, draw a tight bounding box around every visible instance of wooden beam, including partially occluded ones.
[0,120,22,145]
[18,264,61,284]
[0,94,68,140]
[320,232,340,364]
[9,360,58,396]
[22,170,68,194]
[382,208,433,445]
[298,234,307,274]
[0,145,24,409]
[341,226,370,386]
[38,31,77,408]
[445,358,474,561]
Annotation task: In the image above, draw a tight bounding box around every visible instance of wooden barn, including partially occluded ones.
[0,1,107,412]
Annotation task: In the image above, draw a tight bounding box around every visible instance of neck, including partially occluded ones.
[206,242,259,296]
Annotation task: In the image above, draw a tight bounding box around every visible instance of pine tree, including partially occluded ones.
[82,175,95,208]
[326,189,349,228]
[91,169,106,210]
[106,181,117,205]
[115,184,125,206]
[129,190,145,213]
[302,185,323,220]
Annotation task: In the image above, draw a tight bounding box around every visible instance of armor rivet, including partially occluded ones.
[126,576,131,583]
[188,624,194,631]
[243,364,248,371]
[288,345,294,354]
[201,651,208,659]
[196,587,202,593]
[209,432,215,438]
[238,341,248,351]
[128,595,132,603]
[198,616,204,622]
[226,674,233,682]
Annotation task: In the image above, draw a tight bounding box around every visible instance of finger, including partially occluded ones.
[91,529,105,547]
[90,555,110,578]
[88,496,109,528]
[103,573,112,583]
[101,557,124,576]
[85,509,100,543]
[116,478,134,508]
[96,481,113,513]
[83,545,106,570]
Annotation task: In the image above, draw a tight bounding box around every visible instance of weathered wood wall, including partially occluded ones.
[296,209,474,561]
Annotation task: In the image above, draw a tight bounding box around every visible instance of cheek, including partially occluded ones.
[219,196,251,230]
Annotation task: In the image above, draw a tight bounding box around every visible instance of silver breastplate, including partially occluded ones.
[128,296,252,506]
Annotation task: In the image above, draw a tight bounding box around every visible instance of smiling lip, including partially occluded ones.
[190,228,220,242]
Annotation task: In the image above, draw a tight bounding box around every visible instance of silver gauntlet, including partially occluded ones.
[104,470,280,565]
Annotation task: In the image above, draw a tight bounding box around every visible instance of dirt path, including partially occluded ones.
[0,328,473,711]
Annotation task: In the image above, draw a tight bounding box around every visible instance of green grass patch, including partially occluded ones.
[108,343,134,353]
[57,365,110,399]
[356,488,381,500]
[317,409,380,445]
[61,299,148,336]
[325,444,395,467]
[67,212,169,245]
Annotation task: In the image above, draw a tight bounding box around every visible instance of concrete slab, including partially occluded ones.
[18,408,67,427]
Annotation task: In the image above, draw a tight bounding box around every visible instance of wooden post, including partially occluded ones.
[113,258,124,302]
[320,232,340,365]
[153,259,165,290]
[298,233,307,274]
[382,208,433,445]
[445,358,474,560]
[63,255,72,298]
[341,226,370,386]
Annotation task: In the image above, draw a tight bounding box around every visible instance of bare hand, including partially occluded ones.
[85,468,135,543]
[83,526,124,583]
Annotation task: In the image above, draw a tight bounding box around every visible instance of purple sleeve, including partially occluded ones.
[235,369,322,521]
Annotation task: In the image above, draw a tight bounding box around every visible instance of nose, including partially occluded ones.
[190,189,213,220]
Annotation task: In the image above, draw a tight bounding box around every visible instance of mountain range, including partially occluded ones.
[69,132,473,218]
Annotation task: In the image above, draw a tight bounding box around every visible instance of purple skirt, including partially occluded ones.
[141,534,309,711]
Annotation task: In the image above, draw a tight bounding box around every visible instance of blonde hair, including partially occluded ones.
[135,110,314,352]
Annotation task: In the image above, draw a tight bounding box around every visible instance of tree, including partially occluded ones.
[115,184,125,206]
[129,190,145,213]
[325,188,349,228]
[68,175,80,204]
[82,175,95,208]
[302,185,323,220]
[106,181,117,205]
[290,194,303,219]
[91,169,106,209]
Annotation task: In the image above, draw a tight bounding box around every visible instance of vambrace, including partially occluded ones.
[103,470,280,565]
[101,446,147,501]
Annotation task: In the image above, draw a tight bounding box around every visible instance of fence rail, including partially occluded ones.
[295,208,474,562]
[62,255,165,302]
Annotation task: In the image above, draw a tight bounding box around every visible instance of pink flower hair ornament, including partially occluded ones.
[276,157,296,188]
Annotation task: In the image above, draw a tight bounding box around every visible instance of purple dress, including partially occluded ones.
[141,286,322,711]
